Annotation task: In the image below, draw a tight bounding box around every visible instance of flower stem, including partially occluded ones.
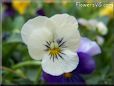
[12,60,41,69]
[1,66,26,78]
[34,66,42,84]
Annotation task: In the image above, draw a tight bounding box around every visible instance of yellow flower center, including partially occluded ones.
[64,73,73,78]
[44,38,66,61]
[49,48,61,58]
[48,41,61,58]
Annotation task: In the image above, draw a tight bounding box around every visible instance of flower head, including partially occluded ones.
[12,0,30,15]
[99,3,113,18]
[2,2,15,20]
[21,14,80,76]
[78,19,108,35]
[4,7,15,17]
[96,22,108,35]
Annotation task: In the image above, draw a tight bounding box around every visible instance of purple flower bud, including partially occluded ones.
[36,8,45,16]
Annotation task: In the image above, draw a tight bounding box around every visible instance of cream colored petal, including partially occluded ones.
[27,27,53,51]
[21,16,54,45]
[27,46,46,60]
[42,50,79,76]
[25,27,53,60]
[50,14,80,52]
[42,54,64,76]
[61,50,79,73]
[21,16,55,60]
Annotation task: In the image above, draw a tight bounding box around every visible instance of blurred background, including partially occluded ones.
[1,0,114,85]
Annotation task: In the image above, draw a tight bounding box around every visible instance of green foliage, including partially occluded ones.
[1,1,114,85]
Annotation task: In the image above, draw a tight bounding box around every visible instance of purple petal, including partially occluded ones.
[76,52,96,74]
[3,2,15,17]
[42,71,63,84]
[78,37,101,56]
[4,7,15,17]
[42,71,85,84]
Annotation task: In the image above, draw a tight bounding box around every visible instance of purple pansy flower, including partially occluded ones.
[42,37,101,84]
[2,2,15,20]
[76,37,101,74]
[3,7,15,17]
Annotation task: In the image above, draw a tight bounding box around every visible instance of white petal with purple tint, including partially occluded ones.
[78,37,101,56]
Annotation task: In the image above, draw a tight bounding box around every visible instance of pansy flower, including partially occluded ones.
[76,37,101,74]
[2,2,15,20]
[42,37,101,84]
[12,0,30,15]
[99,3,113,19]
[21,14,80,76]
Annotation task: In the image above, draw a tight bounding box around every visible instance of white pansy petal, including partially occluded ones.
[42,50,79,76]
[88,19,98,27]
[21,16,54,44]
[61,50,79,73]
[27,47,45,60]
[27,27,53,51]
[65,30,80,52]
[50,14,80,52]
[50,14,78,28]
[42,54,64,76]
[78,18,88,26]
[26,27,53,60]
[88,19,98,31]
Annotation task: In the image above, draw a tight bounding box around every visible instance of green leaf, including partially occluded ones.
[6,33,22,43]
[12,78,33,85]
[13,16,25,31]
[25,68,40,82]
[35,66,42,83]
[98,16,110,25]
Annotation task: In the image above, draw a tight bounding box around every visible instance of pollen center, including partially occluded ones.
[44,38,66,61]
[49,48,61,57]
